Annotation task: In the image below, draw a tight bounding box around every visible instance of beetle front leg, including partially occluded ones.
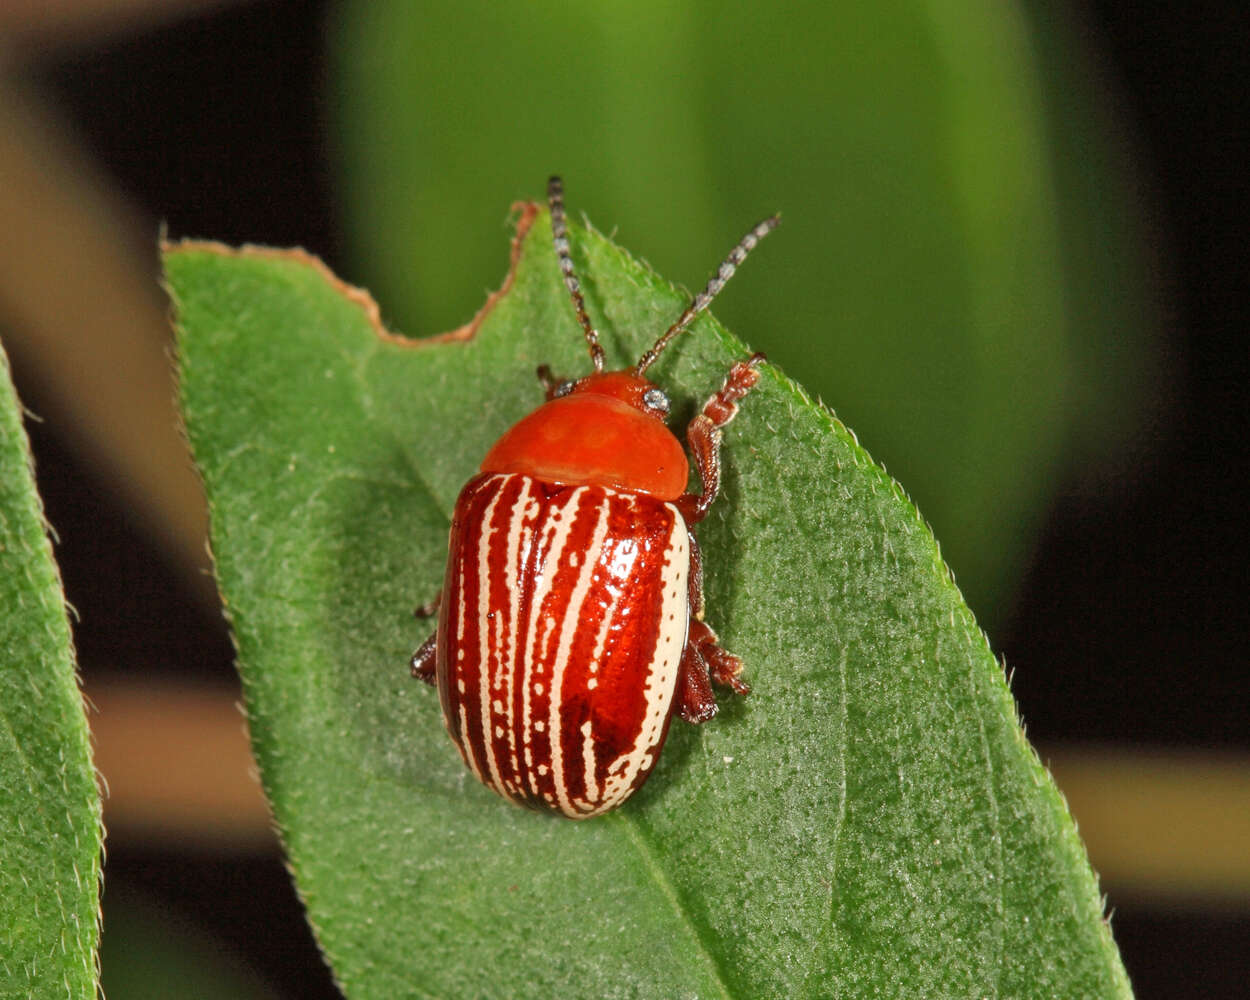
[536,364,576,401]
[676,353,765,525]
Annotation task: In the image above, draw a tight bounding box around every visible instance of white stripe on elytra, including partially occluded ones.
[517,506,554,795]
[452,495,483,784]
[516,495,555,791]
[595,507,689,814]
[547,493,611,817]
[574,514,624,812]
[498,476,533,792]
[580,719,597,806]
[514,489,546,793]
[519,486,587,803]
[474,479,508,795]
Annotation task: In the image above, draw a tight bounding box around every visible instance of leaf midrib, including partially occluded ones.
[612,812,736,1000]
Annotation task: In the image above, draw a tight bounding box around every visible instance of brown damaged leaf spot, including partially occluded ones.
[160,200,541,350]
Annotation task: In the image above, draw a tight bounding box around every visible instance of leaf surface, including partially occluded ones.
[0,343,101,1000]
[167,213,1130,999]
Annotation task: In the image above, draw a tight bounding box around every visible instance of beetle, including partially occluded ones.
[411,176,777,818]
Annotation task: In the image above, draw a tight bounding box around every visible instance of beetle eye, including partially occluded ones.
[553,380,575,398]
[642,388,670,414]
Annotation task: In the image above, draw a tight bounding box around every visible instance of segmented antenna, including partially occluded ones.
[635,214,780,375]
[548,176,605,372]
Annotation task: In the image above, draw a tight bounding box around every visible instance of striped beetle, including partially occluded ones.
[411,177,777,818]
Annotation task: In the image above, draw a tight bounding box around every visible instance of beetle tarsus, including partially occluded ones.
[705,642,751,696]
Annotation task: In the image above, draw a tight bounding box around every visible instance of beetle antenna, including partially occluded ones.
[548,176,605,372]
[635,214,779,375]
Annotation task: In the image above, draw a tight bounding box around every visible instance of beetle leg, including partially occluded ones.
[413,589,442,619]
[677,536,717,722]
[695,620,751,695]
[411,589,440,683]
[687,529,706,622]
[688,533,750,692]
[536,364,558,394]
[676,353,765,524]
[410,632,438,684]
[676,620,751,723]
[535,364,575,401]
[676,639,718,723]
[675,532,749,723]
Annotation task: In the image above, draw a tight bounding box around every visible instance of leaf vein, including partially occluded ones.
[614,814,736,1000]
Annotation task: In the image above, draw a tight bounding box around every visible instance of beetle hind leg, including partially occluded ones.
[676,620,751,723]
[675,532,750,723]
[677,638,717,724]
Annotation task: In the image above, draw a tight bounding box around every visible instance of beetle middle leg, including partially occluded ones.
[410,634,437,684]
[410,590,441,684]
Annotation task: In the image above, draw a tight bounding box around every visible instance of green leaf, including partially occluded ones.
[167,212,1131,999]
[330,0,1158,624]
[0,342,102,999]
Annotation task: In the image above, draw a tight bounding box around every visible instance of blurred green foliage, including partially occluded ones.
[331,0,1157,626]
[99,885,279,1000]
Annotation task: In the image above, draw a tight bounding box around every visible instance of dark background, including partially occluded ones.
[9,0,1246,996]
